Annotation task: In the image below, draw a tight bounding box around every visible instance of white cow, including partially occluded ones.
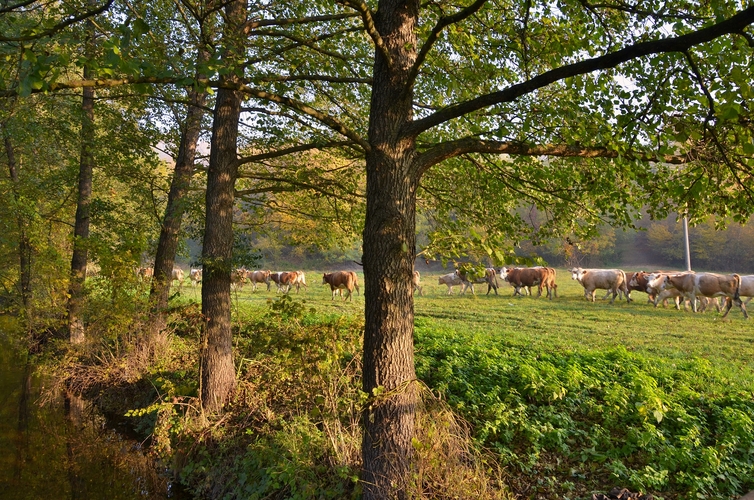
[739,275,754,304]
[570,267,628,303]
[246,270,271,291]
[189,268,202,287]
[292,271,308,292]
[649,272,747,319]
[412,271,423,296]
[172,267,185,284]
[438,272,470,295]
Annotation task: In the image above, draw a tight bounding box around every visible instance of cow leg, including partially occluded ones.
[690,293,699,313]
[739,298,749,319]
[721,296,734,318]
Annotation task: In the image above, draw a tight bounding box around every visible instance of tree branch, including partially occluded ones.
[235,140,355,166]
[236,84,370,153]
[406,6,754,138]
[406,0,488,90]
[415,137,695,176]
[337,0,393,69]
[0,0,115,42]
[241,12,358,32]
[254,74,372,84]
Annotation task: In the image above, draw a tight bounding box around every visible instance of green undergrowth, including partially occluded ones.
[168,295,508,500]
[414,324,754,499]
[45,274,754,500]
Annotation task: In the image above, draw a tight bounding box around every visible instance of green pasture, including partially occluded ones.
[181,268,754,499]
[219,268,754,371]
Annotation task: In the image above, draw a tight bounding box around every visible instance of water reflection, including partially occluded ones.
[0,321,179,499]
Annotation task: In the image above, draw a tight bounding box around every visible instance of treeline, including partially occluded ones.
[527,215,754,273]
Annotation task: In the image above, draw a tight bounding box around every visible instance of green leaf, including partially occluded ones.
[132,18,150,37]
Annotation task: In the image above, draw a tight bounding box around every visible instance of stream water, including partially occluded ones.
[0,317,182,499]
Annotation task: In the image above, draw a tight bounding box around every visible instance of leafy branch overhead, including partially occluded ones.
[1,0,753,250]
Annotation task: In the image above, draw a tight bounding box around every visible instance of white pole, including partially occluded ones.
[683,214,692,272]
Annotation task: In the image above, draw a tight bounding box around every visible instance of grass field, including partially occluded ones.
[186,268,754,499]
[223,268,754,370]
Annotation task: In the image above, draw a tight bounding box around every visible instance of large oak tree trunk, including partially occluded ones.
[67,65,95,345]
[361,0,420,497]
[148,71,207,339]
[199,0,245,413]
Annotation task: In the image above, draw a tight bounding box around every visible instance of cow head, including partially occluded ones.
[627,271,645,288]
[499,267,510,281]
[646,273,670,293]
[571,268,585,282]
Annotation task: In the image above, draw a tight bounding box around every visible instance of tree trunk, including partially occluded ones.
[148,60,208,339]
[67,63,95,345]
[361,0,420,497]
[3,131,32,314]
[199,0,245,413]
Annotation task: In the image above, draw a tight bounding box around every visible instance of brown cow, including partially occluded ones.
[277,271,299,293]
[269,272,284,291]
[323,271,359,301]
[245,270,271,291]
[629,270,695,305]
[501,267,556,299]
[137,267,154,280]
[540,267,558,299]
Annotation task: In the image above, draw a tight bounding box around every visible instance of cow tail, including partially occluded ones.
[620,270,628,296]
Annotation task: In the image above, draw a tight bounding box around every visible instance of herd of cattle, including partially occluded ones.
[438,266,750,319]
[135,266,362,300]
[134,264,751,319]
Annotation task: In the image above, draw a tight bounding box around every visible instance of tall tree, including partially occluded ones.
[199,0,247,412]
[67,18,96,344]
[148,51,209,340]
[2,122,31,312]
